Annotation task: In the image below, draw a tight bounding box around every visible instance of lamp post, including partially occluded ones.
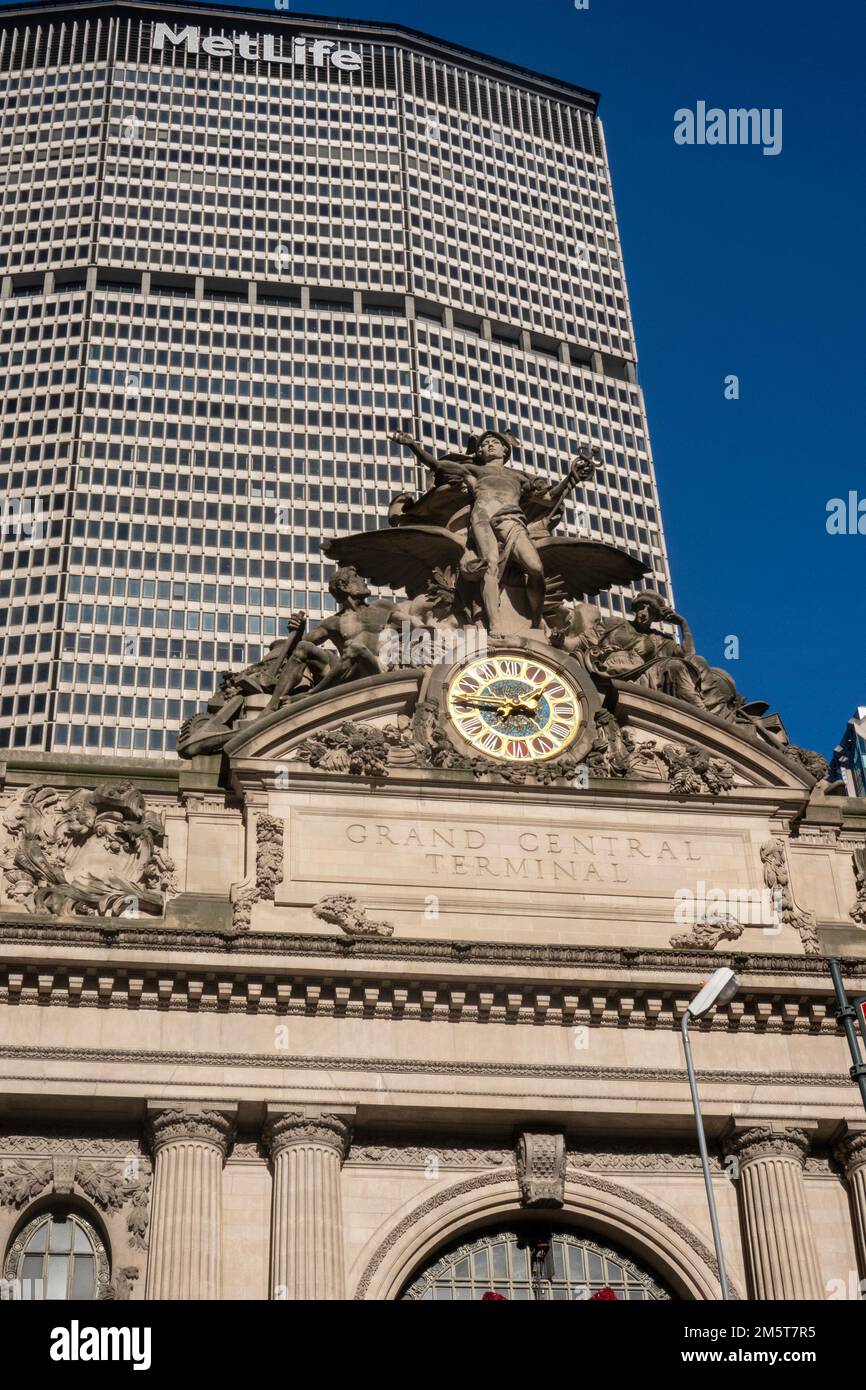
[680,967,738,1302]
[827,958,866,1117]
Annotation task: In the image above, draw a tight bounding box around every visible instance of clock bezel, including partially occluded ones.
[421,639,600,769]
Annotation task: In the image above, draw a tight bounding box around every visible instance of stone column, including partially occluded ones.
[833,1124,866,1282]
[728,1123,822,1300]
[145,1106,235,1300]
[264,1107,354,1300]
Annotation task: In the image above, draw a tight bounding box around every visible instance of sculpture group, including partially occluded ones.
[178,426,817,772]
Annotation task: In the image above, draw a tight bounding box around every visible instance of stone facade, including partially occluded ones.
[2,664,866,1300]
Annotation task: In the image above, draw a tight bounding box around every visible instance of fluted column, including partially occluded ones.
[833,1124,866,1281]
[264,1107,353,1300]
[145,1106,235,1300]
[728,1124,822,1300]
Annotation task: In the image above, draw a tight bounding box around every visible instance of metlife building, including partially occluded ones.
[0,0,673,757]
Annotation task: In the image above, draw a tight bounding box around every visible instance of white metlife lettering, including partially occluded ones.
[152,24,362,71]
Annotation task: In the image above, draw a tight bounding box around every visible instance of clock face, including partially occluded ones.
[446,653,582,763]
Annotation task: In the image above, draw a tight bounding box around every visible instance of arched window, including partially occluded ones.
[401,1226,672,1301]
[4,1209,110,1301]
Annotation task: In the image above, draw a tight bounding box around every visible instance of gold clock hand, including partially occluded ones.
[454,694,517,710]
[513,681,555,715]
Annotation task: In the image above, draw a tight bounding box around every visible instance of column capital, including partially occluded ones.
[147,1103,236,1158]
[832,1123,866,1176]
[725,1121,816,1168]
[264,1107,354,1162]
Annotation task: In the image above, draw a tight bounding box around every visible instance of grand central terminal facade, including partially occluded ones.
[0,1,863,1307]
[2,596,866,1300]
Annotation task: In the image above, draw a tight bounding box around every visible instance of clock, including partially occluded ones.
[445,652,583,763]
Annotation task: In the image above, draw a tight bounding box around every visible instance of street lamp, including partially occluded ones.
[680,967,738,1301]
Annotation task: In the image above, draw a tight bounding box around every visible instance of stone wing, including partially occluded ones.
[323,525,465,597]
[538,537,649,599]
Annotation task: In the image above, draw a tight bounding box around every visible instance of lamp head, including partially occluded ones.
[687,967,738,1018]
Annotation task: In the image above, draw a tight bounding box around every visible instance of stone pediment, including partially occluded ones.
[610,684,815,794]
[222,654,815,803]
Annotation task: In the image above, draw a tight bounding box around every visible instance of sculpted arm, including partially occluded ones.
[301,619,335,648]
[390,431,442,470]
[665,609,695,657]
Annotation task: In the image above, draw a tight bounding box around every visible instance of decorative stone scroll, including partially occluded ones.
[760,838,820,955]
[231,813,284,931]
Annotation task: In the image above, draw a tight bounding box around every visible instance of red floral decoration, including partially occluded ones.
[589,1286,618,1300]
[481,1291,507,1300]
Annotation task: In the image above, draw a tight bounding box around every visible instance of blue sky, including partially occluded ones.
[11,0,864,756]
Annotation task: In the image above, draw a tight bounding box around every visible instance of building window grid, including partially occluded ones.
[0,13,671,754]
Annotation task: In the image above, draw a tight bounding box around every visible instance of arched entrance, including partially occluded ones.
[353,1172,730,1299]
[400,1224,672,1301]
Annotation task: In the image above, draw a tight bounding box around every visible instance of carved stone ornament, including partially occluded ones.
[148,1109,235,1158]
[232,813,284,931]
[832,1130,866,1177]
[264,1111,353,1161]
[760,838,820,955]
[296,722,390,777]
[657,744,735,795]
[851,847,866,926]
[727,1126,812,1168]
[0,1159,52,1207]
[786,745,830,781]
[0,1155,151,1250]
[670,912,745,950]
[51,1156,77,1194]
[313,893,394,938]
[287,708,756,797]
[100,1266,140,1301]
[1,782,176,917]
[515,1130,567,1208]
[585,709,638,778]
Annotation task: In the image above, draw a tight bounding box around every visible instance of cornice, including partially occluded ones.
[0,919,863,980]
[0,958,846,1034]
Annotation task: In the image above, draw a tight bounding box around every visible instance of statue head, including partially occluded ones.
[631,590,670,632]
[475,431,515,464]
[329,564,371,605]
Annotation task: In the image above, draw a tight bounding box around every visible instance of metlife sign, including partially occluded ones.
[152,22,363,71]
